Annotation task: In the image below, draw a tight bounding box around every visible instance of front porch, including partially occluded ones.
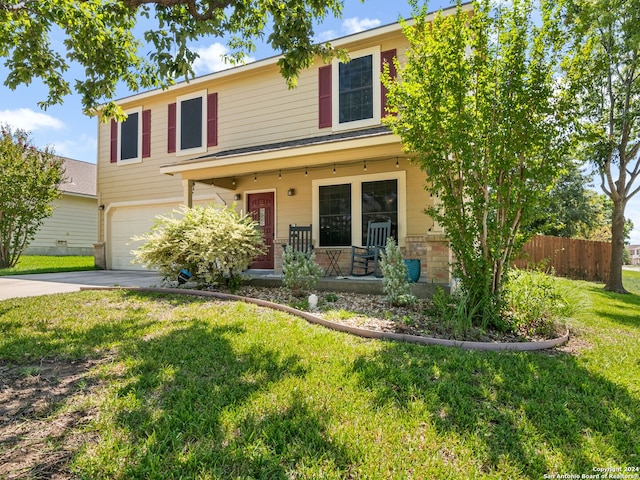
[272,233,452,285]
[242,269,448,299]
[246,230,451,299]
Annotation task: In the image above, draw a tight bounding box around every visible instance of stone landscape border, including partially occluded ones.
[81,286,570,352]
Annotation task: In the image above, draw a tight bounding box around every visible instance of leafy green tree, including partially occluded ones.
[384,0,568,325]
[532,163,615,240]
[562,0,640,293]
[0,126,64,268]
[0,0,347,119]
[585,194,634,243]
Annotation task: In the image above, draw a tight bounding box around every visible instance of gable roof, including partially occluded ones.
[59,157,97,197]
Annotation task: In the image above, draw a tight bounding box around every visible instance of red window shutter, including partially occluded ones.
[381,49,397,117]
[318,65,332,128]
[142,109,151,158]
[167,102,176,153]
[110,119,117,163]
[207,92,218,147]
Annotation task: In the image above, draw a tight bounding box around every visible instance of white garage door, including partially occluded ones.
[108,203,181,270]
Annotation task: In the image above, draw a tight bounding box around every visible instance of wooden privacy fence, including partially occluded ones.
[513,235,611,282]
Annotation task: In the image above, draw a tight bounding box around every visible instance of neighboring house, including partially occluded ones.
[96,5,466,282]
[628,245,640,265]
[26,157,98,256]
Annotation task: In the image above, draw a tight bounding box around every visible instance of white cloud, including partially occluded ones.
[342,17,382,35]
[192,43,256,75]
[0,108,65,132]
[316,30,338,42]
[50,133,97,162]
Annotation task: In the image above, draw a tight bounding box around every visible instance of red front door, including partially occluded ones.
[248,192,275,269]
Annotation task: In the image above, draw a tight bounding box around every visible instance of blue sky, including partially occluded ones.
[0,0,443,162]
[0,0,638,244]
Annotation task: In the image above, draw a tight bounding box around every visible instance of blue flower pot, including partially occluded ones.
[404,259,421,283]
[177,268,192,284]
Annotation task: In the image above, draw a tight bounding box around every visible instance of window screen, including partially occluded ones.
[361,179,398,245]
[120,112,139,160]
[319,184,352,247]
[180,96,203,150]
[338,55,374,124]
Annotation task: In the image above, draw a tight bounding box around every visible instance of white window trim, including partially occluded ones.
[332,46,381,132]
[117,106,143,165]
[312,170,406,248]
[176,89,208,156]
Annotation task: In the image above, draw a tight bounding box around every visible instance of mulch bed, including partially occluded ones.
[236,286,542,343]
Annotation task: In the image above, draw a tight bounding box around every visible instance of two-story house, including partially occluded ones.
[95,5,466,284]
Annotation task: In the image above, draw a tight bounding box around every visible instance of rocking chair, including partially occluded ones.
[286,224,313,254]
[349,220,391,277]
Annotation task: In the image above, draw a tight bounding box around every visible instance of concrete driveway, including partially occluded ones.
[0,270,165,300]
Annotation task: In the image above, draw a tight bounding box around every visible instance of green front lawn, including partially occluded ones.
[0,255,95,275]
[0,273,638,478]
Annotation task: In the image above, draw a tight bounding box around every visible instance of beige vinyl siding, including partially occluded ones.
[98,32,410,192]
[98,101,183,206]
[218,67,318,148]
[97,28,414,248]
[405,160,433,234]
[26,194,98,255]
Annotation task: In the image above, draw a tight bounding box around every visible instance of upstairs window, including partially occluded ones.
[319,47,396,131]
[339,54,374,124]
[176,90,207,155]
[110,107,151,164]
[120,109,140,161]
[168,91,218,155]
[332,47,380,130]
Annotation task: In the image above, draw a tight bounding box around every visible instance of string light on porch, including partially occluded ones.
[217,157,409,186]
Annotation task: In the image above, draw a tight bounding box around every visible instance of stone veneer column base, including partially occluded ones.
[93,242,106,270]
[405,234,451,284]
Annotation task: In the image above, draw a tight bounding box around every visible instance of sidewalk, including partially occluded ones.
[0,270,164,300]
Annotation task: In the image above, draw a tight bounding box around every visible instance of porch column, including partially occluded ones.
[182,179,194,207]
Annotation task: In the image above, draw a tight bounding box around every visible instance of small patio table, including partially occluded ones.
[324,249,343,277]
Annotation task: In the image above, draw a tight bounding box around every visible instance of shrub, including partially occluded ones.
[324,292,339,303]
[132,204,266,289]
[501,269,575,337]
[429,287,495,339]
[282,246,323,297]
[380,238,416,307]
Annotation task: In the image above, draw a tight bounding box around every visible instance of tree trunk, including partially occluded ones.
[605,199,629,293]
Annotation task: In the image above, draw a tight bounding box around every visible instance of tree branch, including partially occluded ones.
[0,1,27,11]
[120,0,232,21]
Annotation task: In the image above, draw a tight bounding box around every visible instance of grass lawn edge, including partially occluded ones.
[80,285,570,351]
